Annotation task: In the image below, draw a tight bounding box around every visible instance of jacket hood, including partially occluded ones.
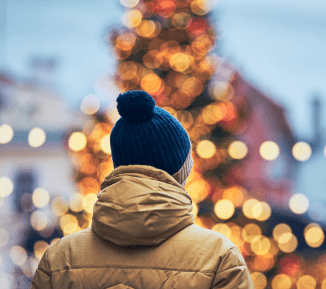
[91,165,194,246]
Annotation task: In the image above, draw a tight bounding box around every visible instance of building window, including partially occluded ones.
[14,171,35,213]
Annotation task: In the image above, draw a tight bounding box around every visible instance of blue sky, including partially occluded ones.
[2,0,326,139]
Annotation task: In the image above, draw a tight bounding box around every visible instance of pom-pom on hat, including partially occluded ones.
[110,90,193,186]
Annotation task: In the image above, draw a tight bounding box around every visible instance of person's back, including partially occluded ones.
[32,91,254,289]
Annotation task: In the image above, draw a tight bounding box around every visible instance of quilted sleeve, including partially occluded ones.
[211,246,254,289]
[31,250,52,289]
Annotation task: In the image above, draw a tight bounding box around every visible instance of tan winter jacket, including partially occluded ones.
[32,165,254,289]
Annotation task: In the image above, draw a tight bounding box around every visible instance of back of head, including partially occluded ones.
[110,90,193,186]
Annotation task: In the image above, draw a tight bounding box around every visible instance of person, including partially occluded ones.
[32,90,254,289]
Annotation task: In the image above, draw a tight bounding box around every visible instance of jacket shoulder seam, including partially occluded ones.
[51,265,215,277]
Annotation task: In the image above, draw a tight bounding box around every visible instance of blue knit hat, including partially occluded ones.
[110,90,193,186]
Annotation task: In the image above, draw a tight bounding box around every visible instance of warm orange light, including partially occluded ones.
[136,20,157,38]
[242,223,262,243]
[34,241,49,260]
[122,9,142,28]
[228,141,248,160]
[250,236,271,255]
[60,214,78,236]
[251,272,267,289]
[272,274,292,289]
[68,132,87,152]
[196,140,216,159]
[143,50,164,69]
[191,35,214,56]
[83,193,98,214]
[140,73,162,94]
[79,177,100,195]
[242,199,260,219]
[69,193,84,213]
[254,202,272,221]
[51,197,69,217]
[214,199,235,220]
[182,77,203,97]
[176,110,193,129]
[100,134,111,154]
[202,103,226,125]
[186,179,210,203]
[304,223,325,248]
[278,233,298,253]
[191,0,212,15]
[297,275,316,289]
[222,186,245,207]
[170,52,193,72]
[212,223,231,238]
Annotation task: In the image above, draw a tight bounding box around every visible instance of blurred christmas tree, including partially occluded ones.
[108,0,250,225]
[65,1,326,288]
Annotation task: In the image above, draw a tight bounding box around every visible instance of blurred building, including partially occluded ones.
[227,72,297,209]
[295,96,326,222]
[0,62,88,287]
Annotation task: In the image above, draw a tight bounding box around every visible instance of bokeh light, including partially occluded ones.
[10,246,27,266]
[297,275,316,289]
[34,241,49,260]
[30,210,48,231]
[250,236,271,255]
[242,198,259,219]
[289,193,309,214]
[222,186,245,207]
[212,223,231,238]
[69,193,84,213]
[271,274,292,289]
[228,141,248,160]
[254,202,272,221]
[273,223,292,242]
[83,193,98,214]
[304,223,325,248]
[60,214,78,235]
[0,124,14,144]
[201,103,226,125]
[0,228,9,247]
[28,127,46,147]
[51,196,69,217]
[196,140,216,159]
[251,272,267,289]
[242,223,262,243]
[32,188,50,208]
[277,233,298,253]
[120,0,139,8]
[292,141,312,161]
[122,9,142,28]
[186,179,210,203]
[68,132,87,152]
[100,134,111,154]
[80,94,100,115]
[0,177,14,198]
[259,141,280,161]
[140,73,162,94]
[214,199,235,220]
